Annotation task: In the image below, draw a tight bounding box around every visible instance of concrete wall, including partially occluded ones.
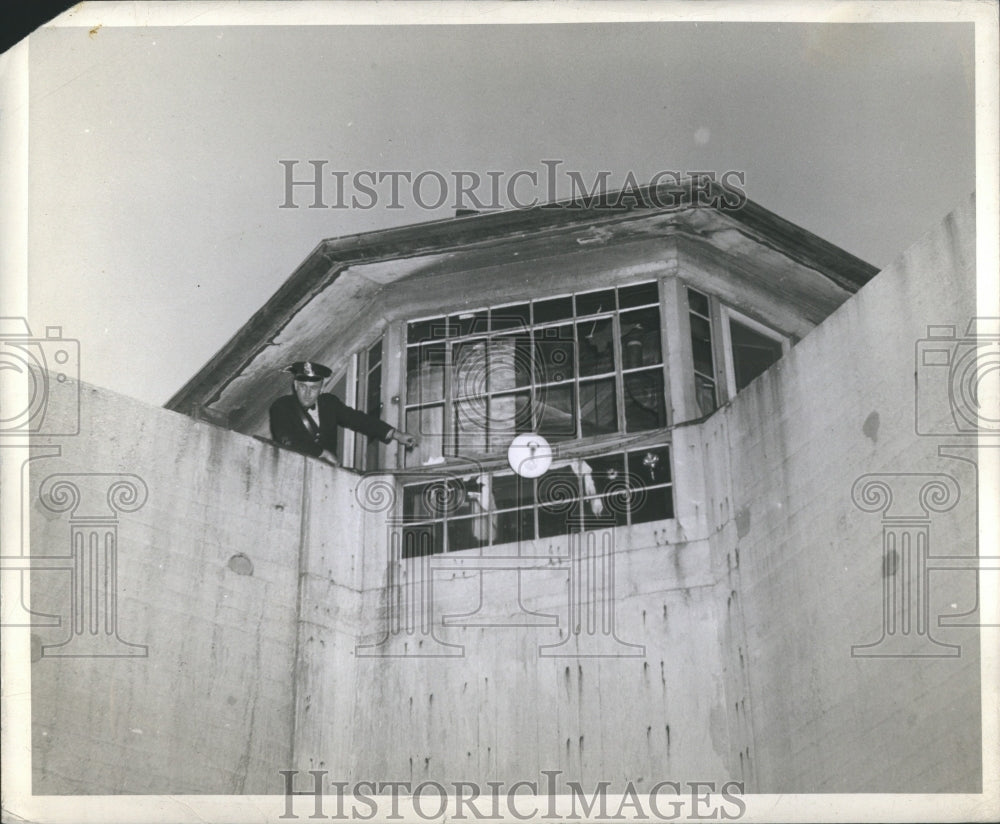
[25,196,979,795]
[293,492,743,789]
[29,388,305,793]
[706,194,980,791]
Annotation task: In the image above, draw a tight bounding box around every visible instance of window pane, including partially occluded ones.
[627,447,672,486]
[535,384,577,440]
[579,378,618,436]
[488,334,531,392]
[630,485,674,524]
[730,319,783,390]
[453,339,488,399]
[454,399,488,454]
[538,466,582,538]
[618,281,659,309]
[532,295,573,325]
[625,447,674,523]
[402,523,443,558]
[534,325,575,384]
[365,364,381,413]
[488,392,532,451]
[620,307,662,368]
[495,508,535,545]
[575,289,615,317]
[694,374,718,417]
[687,288,709,317]
[407,318,448,344]
[582,496,626,526]
[491,472,535,509]
[407,343,445,403]
[491,303,530,331]
[449,310,489,338]
[624,369,666,432]
[405,405,443,466]
[577,317,615,376]
[403,483,439,520]
[448,516,485,552]
[689,314,715,377]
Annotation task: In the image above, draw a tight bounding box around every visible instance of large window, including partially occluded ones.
[400,445,674,556]
[404,282,666,466]
[687,287,786,415]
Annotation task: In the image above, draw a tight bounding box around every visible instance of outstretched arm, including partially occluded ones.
[387,428,418,449]
[331,396,418,449]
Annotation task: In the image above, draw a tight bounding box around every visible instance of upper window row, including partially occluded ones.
[404,283,666,466]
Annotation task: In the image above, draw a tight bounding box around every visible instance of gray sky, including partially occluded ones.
[27,21,975,405]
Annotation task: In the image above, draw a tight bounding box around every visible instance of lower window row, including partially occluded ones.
[399,446,673,557]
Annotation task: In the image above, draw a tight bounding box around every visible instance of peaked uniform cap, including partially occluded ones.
[284,361,332,382]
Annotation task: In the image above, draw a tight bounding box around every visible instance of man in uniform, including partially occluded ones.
[269,361,417,466]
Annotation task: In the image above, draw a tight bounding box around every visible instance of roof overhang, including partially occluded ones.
[166,178,878,421]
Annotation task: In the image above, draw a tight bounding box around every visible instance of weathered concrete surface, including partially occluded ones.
[29,388,304,793]
[707,194,980,791]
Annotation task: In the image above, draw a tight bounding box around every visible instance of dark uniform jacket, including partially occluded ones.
[269,393,394,459]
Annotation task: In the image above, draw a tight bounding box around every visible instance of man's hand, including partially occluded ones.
[391,429,419,449]
[319,449,340,467]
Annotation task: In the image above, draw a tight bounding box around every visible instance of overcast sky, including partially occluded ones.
[26,19,974,405]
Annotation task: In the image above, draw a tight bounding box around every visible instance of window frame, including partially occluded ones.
[718,304,789,400]
[397,442,676,556]
[684,284,789,413]
[400,280,671,468]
